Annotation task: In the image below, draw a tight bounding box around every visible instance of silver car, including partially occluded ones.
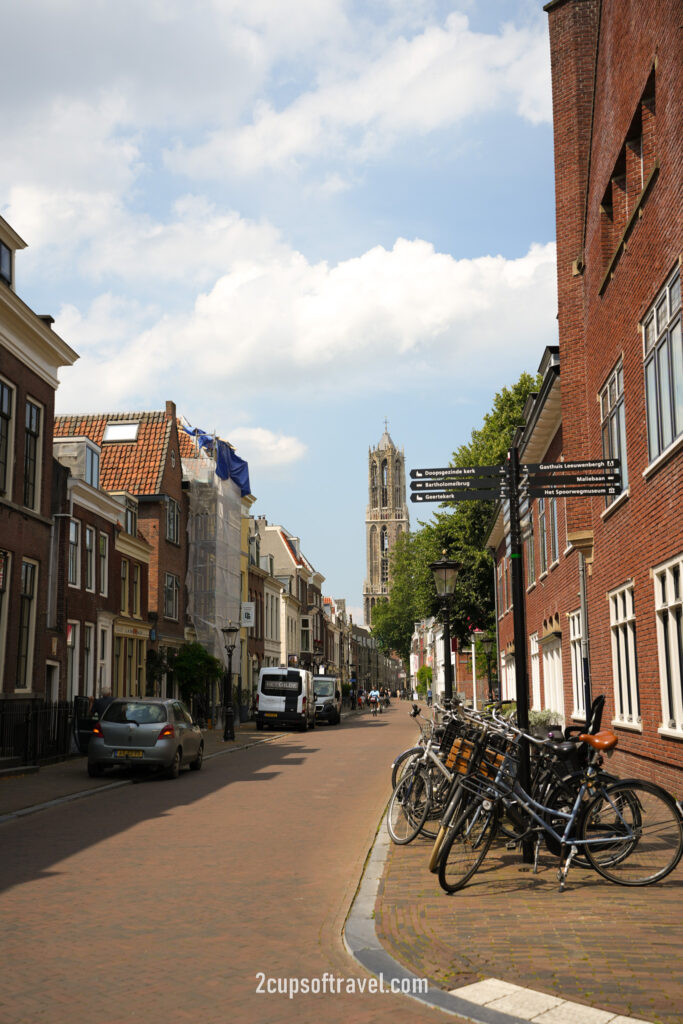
[87,698,204,779]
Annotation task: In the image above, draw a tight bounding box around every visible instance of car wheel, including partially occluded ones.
[310,716,315,730]
[88,762,104,778]
[168,748,182,779]
[190,743,204,771]
[300,717,308,733]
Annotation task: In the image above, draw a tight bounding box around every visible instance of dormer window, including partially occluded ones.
[124,498,138,536]
[103,422,139,443]
[85,445,99,489]
[0,243,11,286]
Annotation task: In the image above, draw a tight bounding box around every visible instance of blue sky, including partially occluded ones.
[2,0,558,622]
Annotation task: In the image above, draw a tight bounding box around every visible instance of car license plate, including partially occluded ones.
[264,713,277,718]
[114,749,143,758]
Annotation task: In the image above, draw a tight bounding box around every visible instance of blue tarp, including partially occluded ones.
[182,424,251,496]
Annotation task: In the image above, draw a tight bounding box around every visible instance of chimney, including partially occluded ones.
[165,400,176,419]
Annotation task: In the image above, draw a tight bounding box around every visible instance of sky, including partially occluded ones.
[2,0,558,624]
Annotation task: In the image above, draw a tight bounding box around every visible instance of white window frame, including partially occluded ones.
[68,519,81,588]
[121,559,129,615]
[538,499,548,575]
[85,445,99,489]
[643,267,683,464]
[529,633,541,710]
[99,533,109,597]
[17,559,38,690]
[549,498,559,565]
[84,622,95,697]
[568,610,585,719]
[164,572,179,621]
[609,581,641,731]
[501,653,516,702]
[97,621,111,696]
[166,497,180,544]
[23,396,43,512]
[132,563,141,617]
[0,375,15,500]
[85,526,95,592]
[66,621,79,700]
[0,549,11,691]
[653,553,683,739]
[600,359,629,504]
[542,637,564,721]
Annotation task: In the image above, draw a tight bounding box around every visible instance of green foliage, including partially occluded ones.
[171,642,224,704]
[371,371,540,661]
[415,665,432,696]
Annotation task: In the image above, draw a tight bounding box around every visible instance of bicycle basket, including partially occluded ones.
[438,717,461,755]
[444,735,476,773]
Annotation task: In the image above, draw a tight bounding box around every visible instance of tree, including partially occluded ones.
[372,371,540,659]
[416,664,432,697]
[171,643,224,706]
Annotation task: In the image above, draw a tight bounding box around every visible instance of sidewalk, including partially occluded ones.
[369,816,683,1024]
[0,718,279,821]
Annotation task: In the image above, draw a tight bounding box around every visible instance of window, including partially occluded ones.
[164,572,179,620]
[166,498,180,544]
[643,267,682,463]
[501,654,515,702]
[85,527,95,591]
[17,559,38,689]
[600,361,629,502]
[0,378,14,496]
[124,498,137,536]
[132,564,141,617]
[85,446,99,489]
[538,499,548,574]
[380,526,389,584]
[66,621,79,700]
[23,399,42,510]
[529,634,541,710]
[542,636,564,719]
[103,422,139,442]
[121,559,128,614]
[136,639,145,696]
[653,555,683,737]
[569,610,585,719]
[98,625,110,694]
[0,550,10,690]
[381,460,388,507]
[68,520,80,587]
[99,534,109,596]
[0,242,11,286]
[526,511,535,588]
[84,623,95,697]
[609,581,641,729]
[549,499,559,564]
[496,562,504,617]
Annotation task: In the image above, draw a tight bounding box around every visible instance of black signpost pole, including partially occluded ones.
[506,446,534,864]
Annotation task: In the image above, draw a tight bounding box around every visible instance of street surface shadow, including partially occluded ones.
[0,735,321,894]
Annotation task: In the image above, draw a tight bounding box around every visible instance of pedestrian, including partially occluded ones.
[427,686,433,707]
[92,690,114,718]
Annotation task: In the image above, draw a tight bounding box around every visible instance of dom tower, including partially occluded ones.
[363,422,410,625]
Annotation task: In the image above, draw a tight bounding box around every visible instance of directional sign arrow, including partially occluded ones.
[410,465,505,480]
[411,478,508,492]
[521,473,620,487]
[411,489,502,503]
[526,486,620,498]
[523,459,619,474]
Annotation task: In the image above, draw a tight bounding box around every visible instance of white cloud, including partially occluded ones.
[225,427,308,466]
[54,235,557,416]
[169,12,551,177]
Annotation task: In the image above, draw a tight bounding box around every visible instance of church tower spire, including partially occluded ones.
[363,422,409,626]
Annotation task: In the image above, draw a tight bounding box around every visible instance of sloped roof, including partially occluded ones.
[377,428,395,451]
[54,410,173,495]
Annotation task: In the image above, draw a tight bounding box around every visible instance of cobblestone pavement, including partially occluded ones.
[375,799,683,1024]
[0,705,451,1024]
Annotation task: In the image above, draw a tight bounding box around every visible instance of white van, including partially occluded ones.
[313,676,342,726]
[255,668,316,732]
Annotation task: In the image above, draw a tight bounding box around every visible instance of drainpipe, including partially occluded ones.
[579,553,591,722]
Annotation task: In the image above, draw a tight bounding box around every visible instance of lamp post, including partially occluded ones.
[430,555,460,701]
[481,634,494,701]
[221,623,239,742]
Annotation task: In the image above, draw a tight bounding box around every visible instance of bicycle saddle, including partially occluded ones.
[541,739,584,760]
[578,729,618,751]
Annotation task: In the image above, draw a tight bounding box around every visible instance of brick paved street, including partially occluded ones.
[0,706,449,1024]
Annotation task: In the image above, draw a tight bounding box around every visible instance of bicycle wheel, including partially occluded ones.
[581,780,683,885]
[387,767,431,845]
[437,801,497,893]
[419,770,451,839]
[427,779,465,870]
[391,746,423,789]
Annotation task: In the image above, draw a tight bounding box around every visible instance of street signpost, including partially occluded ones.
[410,453,621,863]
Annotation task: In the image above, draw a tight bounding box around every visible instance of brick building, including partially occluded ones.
[55,402,189,697]
[490,0,682,791]
[0,216,78,698]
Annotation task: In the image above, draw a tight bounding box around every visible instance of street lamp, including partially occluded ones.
[481,633,494,701]
[430,554,460,701]
[221,623,240,742]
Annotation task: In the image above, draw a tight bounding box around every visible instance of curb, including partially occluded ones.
[342,818,655,1024]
